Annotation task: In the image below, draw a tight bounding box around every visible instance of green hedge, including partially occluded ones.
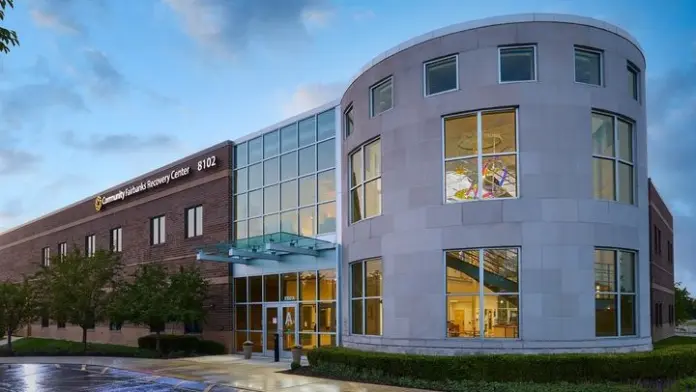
[307,346,696,384]
[137,334,225,355]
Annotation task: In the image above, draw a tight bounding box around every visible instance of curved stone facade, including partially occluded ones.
[339,15,650,354]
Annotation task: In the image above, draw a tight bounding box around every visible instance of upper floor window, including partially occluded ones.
[110,227,122,252]
[186,205,204,238]
[350,258,382,336]
[85,234,96,257]
[627,62,640,101]
[58,242,67,261]
[594,248,636,337]
[668,240,673,264]
[444,108,518,202]
[499,45,536,83]
[575,47,603,85]
[370,77,393,117]
[42,247,50,267]
[424,55,458,96]
[592,112,634,204]
[349,138,381,223]
[344,105,354,138]
[446,247,519,339]
[151,215,166,245]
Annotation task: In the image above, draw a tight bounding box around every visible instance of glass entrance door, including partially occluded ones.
[264,304,297,357]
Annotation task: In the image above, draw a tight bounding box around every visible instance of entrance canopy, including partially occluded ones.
[196,232,336,263]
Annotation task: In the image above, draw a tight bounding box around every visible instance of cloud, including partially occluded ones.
[0,198,23,231]
[29,8,83,35]
[83,49,126,98]
[352,9,375,21]
[0,82,88,132]
[281,82,344,117]
[28,0,89,36]
[646,61,696,291]
[60,130,177,153]
[0,149,41,176]
[163,0,332,57]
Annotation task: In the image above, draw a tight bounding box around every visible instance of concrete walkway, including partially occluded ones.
[0,355,430,391]
[0,336,22,346]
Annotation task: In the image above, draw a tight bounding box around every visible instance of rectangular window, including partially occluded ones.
[627,62,640,101]
[109,321,122,331]
[499,45,536,83]
[446,248,519,339]
[350,258,383,336]
[424,55,458,96]
[151,215,166,245]
[349,138,382,223]
[185,205,204,238]
[59,242,67,261]
[575,47,603,85]
[110,227,122,252]
[184,320,203,334]
[344,105,354,138]
[595,248,637,337]
[444,108,518,202]
[668,240,673,263]
[85,234,96,257]
[592,112,635,204]
[370,77,393,117]
[42,247,50,267]
[57,320,66,329]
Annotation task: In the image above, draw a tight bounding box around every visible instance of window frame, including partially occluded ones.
[349,258,383,336]
[344,104,354,139]
[85,234,96,257]
[442,107,520,203]
[185,205,204,238]
[445,247,521,340]
[594,248,638,338]
[591,111,636,205]
[349,137,382,224]
[58,242,67,261]
[423,54,459,96]
[110,227,122,252]
[498,44,537,84]
[574,46,604,86]
[369,76,394,117]
[627,61,640,102]
[42,247,50,267]
[150,215,166,245]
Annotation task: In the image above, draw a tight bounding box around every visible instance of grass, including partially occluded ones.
[653,335,696,350]
[1,337,159,357]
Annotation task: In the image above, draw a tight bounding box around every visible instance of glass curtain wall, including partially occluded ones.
[232,109,337,240]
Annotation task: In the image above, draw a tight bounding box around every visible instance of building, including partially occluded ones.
[0,13,663,355]
[649,179,675,341]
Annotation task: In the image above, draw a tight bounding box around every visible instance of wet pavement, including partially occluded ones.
[0,363,239,391]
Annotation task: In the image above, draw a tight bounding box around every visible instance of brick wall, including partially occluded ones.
[648,179,675,341]
[0,142,235,351]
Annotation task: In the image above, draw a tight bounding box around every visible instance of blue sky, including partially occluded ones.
[1,0,695,288]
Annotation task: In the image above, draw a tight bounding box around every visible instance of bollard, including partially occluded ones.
[274,333,280,362]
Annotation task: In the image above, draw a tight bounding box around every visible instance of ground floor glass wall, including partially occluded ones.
[234,268,337,354]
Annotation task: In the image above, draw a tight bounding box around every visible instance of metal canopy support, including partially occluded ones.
[265,242,318,257]
[230,248,282,261]
[196,251,247,264]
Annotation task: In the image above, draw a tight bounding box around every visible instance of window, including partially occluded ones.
[446,248,519,339]
[499,45,536,83]
[42,247,50,267]
[184,320,203,334]
[350,258,382,335]
[186,205,203,238]
[344,105,354,138]
[349,138,381,223]
[575,47,603,85]
[151,215,166,245]
[370,77,393,117]
[668,240,673,264]
[41,315,49,328]
[424,55,458,95]
[444,109,518,202]
[654,302,659,327]
[85,234,96,257]
[595,248,637,337]
[59,242,67,261]
[109,321,122,331]
[110,227,122,252]
[57,319,66,329]
[627,62,640,101]
[592,112,634,204]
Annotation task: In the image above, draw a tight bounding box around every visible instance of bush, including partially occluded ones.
[2,338,159,358]
[137,334,226,355]
[307,346,696,384]
[290,361,301,371]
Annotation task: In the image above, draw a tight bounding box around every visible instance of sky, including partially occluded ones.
[0,0,695,288]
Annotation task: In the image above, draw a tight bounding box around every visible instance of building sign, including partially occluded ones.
[94,155,218,212]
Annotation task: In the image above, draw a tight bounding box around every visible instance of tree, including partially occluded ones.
[35,248,123,352]
[0,0,19,54]
[121,263,209,354]
[0,279,37,353]
[675,282,696,325]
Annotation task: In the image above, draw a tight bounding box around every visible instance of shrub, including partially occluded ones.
[307,346,696,384]
[137,334,200,354]
[290,361,301,371]
[197,339,226,355]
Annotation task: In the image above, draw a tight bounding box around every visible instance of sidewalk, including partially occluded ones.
[0,354,431,391]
